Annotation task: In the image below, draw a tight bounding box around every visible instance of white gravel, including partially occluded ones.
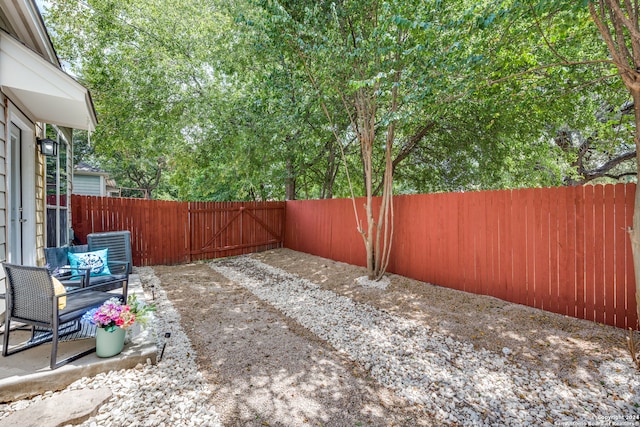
[211,256,640,427]
[0,267,222,427]
[2,256,638,427]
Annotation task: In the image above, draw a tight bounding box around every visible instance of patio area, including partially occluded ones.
[0,273,157,403]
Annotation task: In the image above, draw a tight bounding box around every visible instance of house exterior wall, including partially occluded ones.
[0,0,97,318]
[0,94,6,264]
[0,93,6,306]
[35,126,45,266]
[73,174,105,196]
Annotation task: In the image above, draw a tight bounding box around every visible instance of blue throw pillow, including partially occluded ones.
[68,249,111,277]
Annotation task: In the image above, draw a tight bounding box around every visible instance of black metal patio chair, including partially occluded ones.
[2,263,124,369]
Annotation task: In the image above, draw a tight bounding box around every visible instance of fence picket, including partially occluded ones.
[626,185,637,328]
[604,185,616,326]
[549,187,561,315]
[615,183,627,328]
[554,186,568,316]
[594,186,606,324]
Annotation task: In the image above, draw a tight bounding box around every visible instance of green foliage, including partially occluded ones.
[42,0,635,202]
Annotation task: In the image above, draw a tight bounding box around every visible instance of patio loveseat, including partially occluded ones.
[45,244,129,297]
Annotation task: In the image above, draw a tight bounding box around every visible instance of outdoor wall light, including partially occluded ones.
[37,138,58,157]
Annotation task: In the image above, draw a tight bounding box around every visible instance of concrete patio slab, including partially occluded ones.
[0,274,157,403]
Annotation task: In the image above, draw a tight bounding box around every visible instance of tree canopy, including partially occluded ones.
[43,0,635,201]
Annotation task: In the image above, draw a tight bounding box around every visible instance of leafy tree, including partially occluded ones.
[45,0,232,199]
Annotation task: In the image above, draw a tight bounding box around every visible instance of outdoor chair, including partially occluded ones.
[44,245,130,297]
[44,245,91,288]
[2,263,124,369]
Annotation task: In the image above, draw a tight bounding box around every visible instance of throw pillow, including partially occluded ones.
[52,277,67,310]
[68,248,112,277]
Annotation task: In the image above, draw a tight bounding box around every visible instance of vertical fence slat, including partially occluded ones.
[568,187,579,316]
[584,186,596,322]
[511,189,527,306]
[500,190,512,304]
[534,188,548,311]
[549,187,560,314]
[447,193,461,291]
[486,191,499,299]
[557,186,570,316]
[615,183,627,328]
[525,188,536,308]
[574,186,585,320]
[476,191,487,295]
[594,185,606,324]
[459,192,470,292]
[604,185,616,326]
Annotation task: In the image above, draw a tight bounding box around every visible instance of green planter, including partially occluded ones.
[96,327,126,358]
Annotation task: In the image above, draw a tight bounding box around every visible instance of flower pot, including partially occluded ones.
[96,326,126,358]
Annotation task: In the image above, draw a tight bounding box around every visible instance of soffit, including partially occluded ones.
[0,31,97,131]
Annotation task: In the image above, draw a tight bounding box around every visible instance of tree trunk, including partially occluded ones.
[285,157,296,200]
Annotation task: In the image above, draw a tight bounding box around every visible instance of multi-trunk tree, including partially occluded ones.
[255,0,476,279]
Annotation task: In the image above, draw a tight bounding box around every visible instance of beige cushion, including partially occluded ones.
[52,277,67,310]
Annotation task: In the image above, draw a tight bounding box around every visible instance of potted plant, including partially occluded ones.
[81,298,129,357]
[83,295,156,357]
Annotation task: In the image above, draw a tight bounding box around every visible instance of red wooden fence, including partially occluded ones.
[72,196,285,266]
[72,185,638,330]
[284,184,638,330]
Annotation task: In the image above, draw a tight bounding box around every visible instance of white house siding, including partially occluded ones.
[73,174,104,196]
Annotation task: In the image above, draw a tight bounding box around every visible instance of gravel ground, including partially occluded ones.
[1,248,639,427]
[154,262,430,426]
[210,254,640,426]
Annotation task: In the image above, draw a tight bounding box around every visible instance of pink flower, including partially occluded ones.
[92,298,137,331]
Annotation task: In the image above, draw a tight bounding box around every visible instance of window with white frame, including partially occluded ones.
[45,129,70,248]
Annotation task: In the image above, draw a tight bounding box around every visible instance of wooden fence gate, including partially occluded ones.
[71,196,285,266]
[188,201,286,262]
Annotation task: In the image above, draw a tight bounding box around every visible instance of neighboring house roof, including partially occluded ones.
[74,162,109,176]
[0,2,97,131]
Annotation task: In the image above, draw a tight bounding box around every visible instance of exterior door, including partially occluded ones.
[7,115,36,266]
[9,123,24,264]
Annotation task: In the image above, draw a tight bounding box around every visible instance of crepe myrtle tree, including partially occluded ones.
[257,0,473,280]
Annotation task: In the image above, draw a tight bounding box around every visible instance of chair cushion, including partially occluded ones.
[59,290,114,324]
[69,249,112,277]
[52,277,67,310]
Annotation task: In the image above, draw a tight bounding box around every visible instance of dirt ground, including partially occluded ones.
[153,248,634,426]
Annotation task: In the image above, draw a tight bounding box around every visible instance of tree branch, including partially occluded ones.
[528,3,569,63]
